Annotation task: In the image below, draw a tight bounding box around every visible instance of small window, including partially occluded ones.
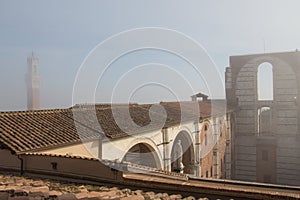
[204,124,208,131]
[262,150,268,161]
[206,171,208,178]
[210,166,213,177]
[51,162,57,170]
[205,134,207,146]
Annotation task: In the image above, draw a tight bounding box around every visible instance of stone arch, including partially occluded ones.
[200,121,214,157]
[228,52,300,184]
[257,62,273,100]
[199,120,215,177]
[236,56,297,103]
[170,130,195,174]
[121,138,162,169]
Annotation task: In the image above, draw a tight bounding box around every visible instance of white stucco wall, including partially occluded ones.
[30,115,230,178]
[101,121,196,170]
[36,141,99,158]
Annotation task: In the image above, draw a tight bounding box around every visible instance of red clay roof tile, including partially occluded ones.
[0,100,231,154]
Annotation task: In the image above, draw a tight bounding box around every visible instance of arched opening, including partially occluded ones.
[257,62,273,100]
[257,106,272,136]
[122,143,160,168]
[200,122,214,157]
[171,131,195,174]
[200,122,215,178]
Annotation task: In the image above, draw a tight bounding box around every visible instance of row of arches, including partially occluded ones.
[121,121,225,175]
[122,131,195,173]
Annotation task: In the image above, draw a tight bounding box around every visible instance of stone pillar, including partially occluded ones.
[162,128,171,171]
[212,118,219,178]
[194,120,201,177]
[225,113,232,179]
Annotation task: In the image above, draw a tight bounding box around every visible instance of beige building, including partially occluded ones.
[0,99,233,181]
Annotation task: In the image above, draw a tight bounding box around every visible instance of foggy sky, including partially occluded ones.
[1,0,300,111]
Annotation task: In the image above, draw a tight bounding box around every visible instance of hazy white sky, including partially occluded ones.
[1,0,300,111]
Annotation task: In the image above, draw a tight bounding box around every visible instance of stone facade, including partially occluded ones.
[226,51,300,185]
[199,114,232,179]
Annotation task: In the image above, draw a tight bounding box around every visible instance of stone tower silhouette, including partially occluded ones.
[27,52,40,110]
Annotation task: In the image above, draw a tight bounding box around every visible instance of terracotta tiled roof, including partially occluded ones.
[0,109,100,153]
[160,100,230,119]
[70,103,200,139]
[0,100,231,153]
[24,152,99,161]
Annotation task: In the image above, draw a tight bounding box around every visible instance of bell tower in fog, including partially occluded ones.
[27,52,40,110]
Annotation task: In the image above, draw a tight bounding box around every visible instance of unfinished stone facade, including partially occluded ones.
[226,51,300,186]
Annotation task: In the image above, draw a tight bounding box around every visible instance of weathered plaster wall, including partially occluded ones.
[36,141,97,158]
[0,149,20,170]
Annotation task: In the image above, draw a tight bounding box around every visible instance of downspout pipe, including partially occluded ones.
[17,155,24,175]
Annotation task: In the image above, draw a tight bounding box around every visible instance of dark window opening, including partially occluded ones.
[204,124,208,131]
[51,162,57,170]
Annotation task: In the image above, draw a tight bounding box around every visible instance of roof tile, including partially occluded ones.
[0,100,231,153]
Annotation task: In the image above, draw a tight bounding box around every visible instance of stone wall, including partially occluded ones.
[0,150,19,171]
[199,116,229,179]
[226,51,300,185]
[0,173,196,200]
[0,152,123,183]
